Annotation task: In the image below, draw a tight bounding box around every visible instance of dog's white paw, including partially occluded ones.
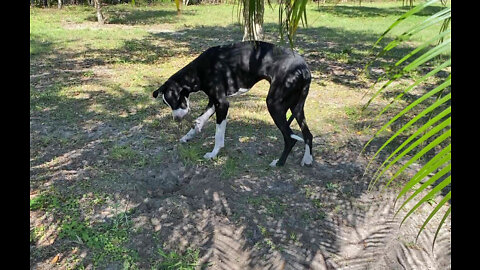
[194,120,203,133]
[301,154,313,167]
[204,152,216,160]
[301,145,313,167]
[270,159,279,167]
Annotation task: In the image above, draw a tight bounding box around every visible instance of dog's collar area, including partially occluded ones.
[162,94,172,109]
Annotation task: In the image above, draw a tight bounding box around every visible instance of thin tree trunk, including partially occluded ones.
[58,0,62,9]
[242,0,264,41]
[93,0,104,24]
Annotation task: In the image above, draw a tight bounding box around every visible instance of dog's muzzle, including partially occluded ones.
[172,107,189,122]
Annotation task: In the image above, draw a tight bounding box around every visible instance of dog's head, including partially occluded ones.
[153,80,190,122]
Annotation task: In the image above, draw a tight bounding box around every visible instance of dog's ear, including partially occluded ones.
[152,85,166,98]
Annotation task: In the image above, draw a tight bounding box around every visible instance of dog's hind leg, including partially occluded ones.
[291,84,313,166]
[267,89,297,167]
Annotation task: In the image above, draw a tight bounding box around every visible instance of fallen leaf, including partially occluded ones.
[51,254,60,264]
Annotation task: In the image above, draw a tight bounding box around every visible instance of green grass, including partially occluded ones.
[178,143,206,165]
[59,212,139,268]
[155,248,200,270]
[247,195,287,217]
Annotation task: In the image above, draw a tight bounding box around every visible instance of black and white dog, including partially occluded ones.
[153,41,313,167]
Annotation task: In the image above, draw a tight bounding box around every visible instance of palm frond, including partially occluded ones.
[362,0,451,247]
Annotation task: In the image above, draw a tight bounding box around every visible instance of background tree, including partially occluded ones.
[239,0,308,46]
[93,0,104,24]
[241,0,265,41]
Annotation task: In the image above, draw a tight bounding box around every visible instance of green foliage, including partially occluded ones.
[59,211,138,267]
[178,144,205,165]
[30,192,61,211]
[155,248,200,270]
[362,0,450,247]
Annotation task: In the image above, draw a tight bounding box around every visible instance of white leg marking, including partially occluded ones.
[301,144,313,166]
[180,128,196,143]
[204,119,227,160]
[290,134,304,142]
[238,88,250,94]
[228,88,251,97]
[195,106,215,132]
[162,94,172,109]
[179,106,215,143]
[270,159,279,167]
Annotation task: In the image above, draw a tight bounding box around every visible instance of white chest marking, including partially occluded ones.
[228,88,250,97]
[162,94,171,109]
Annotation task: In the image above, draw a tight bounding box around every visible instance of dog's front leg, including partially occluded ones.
[204,101,229,160]
[180,105,215,143]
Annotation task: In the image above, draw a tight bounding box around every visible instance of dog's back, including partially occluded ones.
[193,41,308,97]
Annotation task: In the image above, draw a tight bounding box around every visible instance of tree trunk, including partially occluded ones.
[242,0,264,41]
[93,0,104,24]
[58,0,62,9]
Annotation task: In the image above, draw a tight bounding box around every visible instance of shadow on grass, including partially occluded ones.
[84,5,188,25]
[315,4,446,18]
[30,19,450,269]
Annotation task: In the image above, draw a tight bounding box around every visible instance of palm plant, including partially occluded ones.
[237,0,309,46]
[361,0,451,247]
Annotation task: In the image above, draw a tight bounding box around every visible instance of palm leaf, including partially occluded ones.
[395,144,450,202]
[433,206,450,250]
[396,160,450,214]
[362,0,451,247]
[363,38,450,109]
[371,107,450,183]
[372,118,450,190]
[364,78,451,181]
[362,58,450,130]
[383,128,450,189]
